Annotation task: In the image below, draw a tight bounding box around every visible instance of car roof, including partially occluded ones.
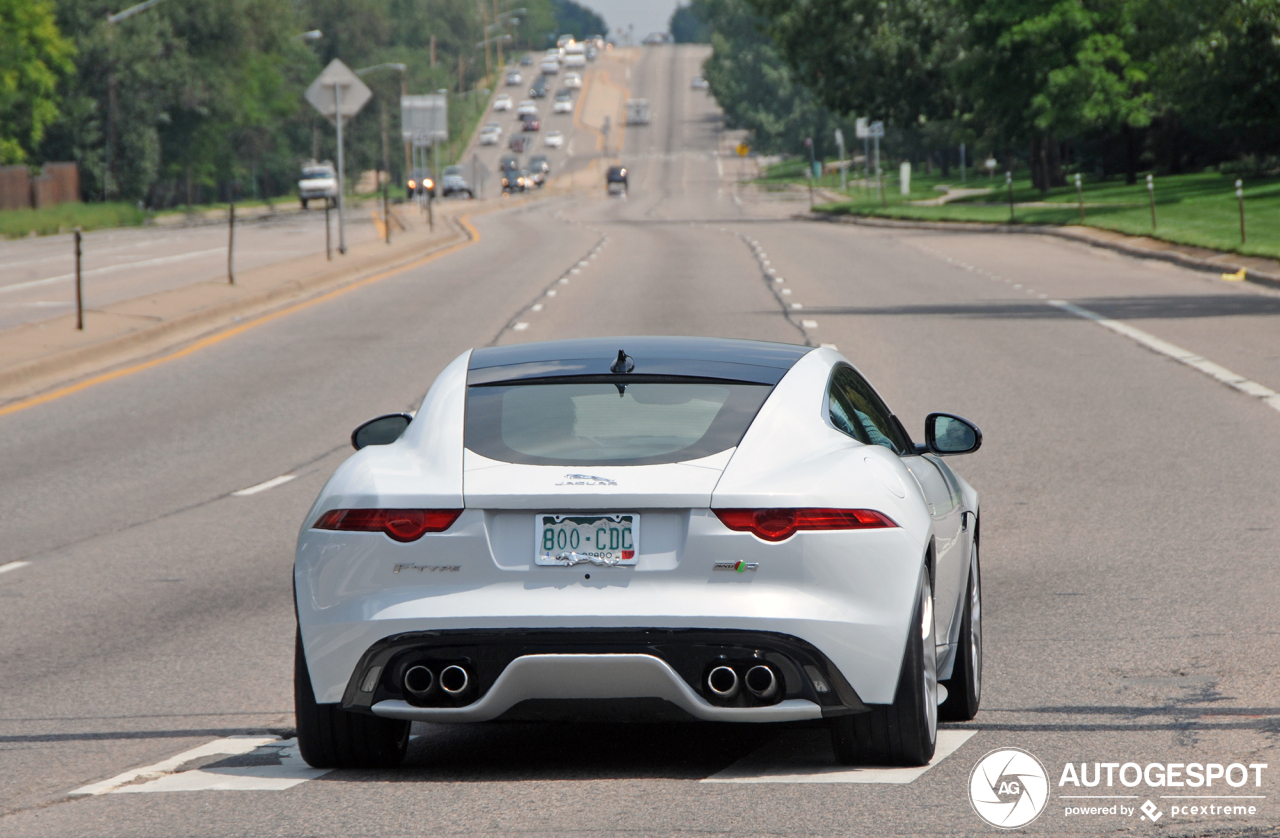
[467,337,812,385]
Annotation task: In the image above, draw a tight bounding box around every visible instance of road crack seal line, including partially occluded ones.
[717,229,812,347]
[489,212,609,346]
[910,240,1280,416]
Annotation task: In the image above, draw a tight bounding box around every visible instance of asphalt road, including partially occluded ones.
[1,44,1278,837]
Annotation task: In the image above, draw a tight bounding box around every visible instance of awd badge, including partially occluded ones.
[714,561,759,573]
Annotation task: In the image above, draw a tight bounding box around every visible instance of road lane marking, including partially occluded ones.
[231,474,297,496]
[790,303,803,309]
[513,322,530,331]
[802,320,818,328]
[704,729,976,784]
[1,249,227,295]
[1049,299,1280,414]
[70,736,329,795]
[0,560,31,575]
[0,216,481,419]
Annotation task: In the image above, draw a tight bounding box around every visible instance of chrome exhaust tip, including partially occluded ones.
[403,665,435,698]
[707,665,740,698]
[745,665,778,700]
[439,664,470,696]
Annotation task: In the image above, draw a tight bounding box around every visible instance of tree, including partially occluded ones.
[0,0,75,164]
[550,0,607,38]
[670,3,712,43]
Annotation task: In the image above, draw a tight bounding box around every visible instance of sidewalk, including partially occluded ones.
[0,201,473,405]
[807,189,1280,291]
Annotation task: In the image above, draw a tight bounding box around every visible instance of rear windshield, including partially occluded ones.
[465,380,772,466]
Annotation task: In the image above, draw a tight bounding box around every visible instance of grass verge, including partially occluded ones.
[0,203,147,239]
[768,162,1280,261]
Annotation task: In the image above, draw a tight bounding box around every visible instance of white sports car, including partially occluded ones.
[294,337,983,769]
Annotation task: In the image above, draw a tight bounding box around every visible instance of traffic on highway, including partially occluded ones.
[1,20,1277,838]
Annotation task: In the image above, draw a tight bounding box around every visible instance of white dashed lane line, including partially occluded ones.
[704,729,977,784]
[70,736,328,795]
[1050,299,1280,414]
[231,474,297,497]
[0,560,31,575]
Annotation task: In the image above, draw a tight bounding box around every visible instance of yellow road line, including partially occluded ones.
[0,216,481,419]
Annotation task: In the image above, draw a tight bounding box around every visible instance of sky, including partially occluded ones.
[582,0,681,41]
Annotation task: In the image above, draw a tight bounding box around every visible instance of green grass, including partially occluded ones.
[0,202,147,239]
[766,162,1280,261]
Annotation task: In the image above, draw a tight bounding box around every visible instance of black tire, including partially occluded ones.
[300,198,308,210]
[939,542,982,721]
[830,569,938,766]
[295,630,409,769]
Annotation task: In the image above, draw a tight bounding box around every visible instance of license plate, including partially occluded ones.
[535,513,639,566]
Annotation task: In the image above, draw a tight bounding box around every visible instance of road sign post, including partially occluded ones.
[834,128,846,192]
[1147,173,1156,230]
[1237,179,1246,244]
[1075,173,1084,222]
[306,60,373,257]
[74,228,83,330]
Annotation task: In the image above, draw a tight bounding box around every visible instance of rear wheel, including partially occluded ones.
[830,568,937,766]
[295,630,409,769]
[939,542,981,721]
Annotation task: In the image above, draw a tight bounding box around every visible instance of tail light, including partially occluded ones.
[713,508,897,542]
[313,509,462,542]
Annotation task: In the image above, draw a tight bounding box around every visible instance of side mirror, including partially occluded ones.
[925,413,982,455]
[351,413,412,450]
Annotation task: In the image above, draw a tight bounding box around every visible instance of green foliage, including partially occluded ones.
[696,0,844,157]
[670,3,712,43]
[0,0,75,164]
[549,0,607,39]
[0,201,145,238]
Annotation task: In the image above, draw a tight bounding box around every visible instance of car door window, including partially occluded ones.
[828,366,908,455]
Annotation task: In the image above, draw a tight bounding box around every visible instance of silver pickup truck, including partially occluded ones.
[298,161,338,209]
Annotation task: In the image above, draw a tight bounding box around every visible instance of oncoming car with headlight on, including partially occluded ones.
[293,337,984,769]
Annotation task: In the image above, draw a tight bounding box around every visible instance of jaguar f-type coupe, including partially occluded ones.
[294,337,983,769]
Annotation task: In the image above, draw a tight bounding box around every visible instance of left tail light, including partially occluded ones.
[713,508,897,542]
[313,509,462,542]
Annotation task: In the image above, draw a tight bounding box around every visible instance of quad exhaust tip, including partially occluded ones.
[745,665,778,699]
[440,664,471,696]
[403,665,435,698]
[707,665,739,698]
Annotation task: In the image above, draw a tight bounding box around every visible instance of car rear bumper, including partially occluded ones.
[334,628,867,723]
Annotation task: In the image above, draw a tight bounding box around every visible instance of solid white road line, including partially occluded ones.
[71,737,329,795]
[1049,300,1280,414]
[231,474,297,497]
[704,729,977,784]
[1,249,227,295]
[0,561,31,575]
[802,320,818,328]
[513,322,530,331]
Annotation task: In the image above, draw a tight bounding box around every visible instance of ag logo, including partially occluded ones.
[969,748,1050,829]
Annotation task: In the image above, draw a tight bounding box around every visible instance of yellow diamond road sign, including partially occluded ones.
[736,142,750,157]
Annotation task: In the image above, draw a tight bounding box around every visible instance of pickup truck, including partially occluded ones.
[298,161,338,209]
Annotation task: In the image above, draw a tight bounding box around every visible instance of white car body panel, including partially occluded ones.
[295,340,978,715]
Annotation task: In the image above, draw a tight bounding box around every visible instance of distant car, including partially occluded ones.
[500,154,520,170]
[500,167,528,192]
[691,75,709,90]
[509,134,528,153]
[541,59,559,75]
[642,32,671,45]
[556,34,574,47]
[479,123,502,145]
[606,164,628,195]
[564,73,582,89]
[520,53,534,66]
[530,76,548,98]
[493,94,513,111]
[553,91,574,114]
[440,165,473,199]
[298,160,338,209]
[517,100,538,117]
[626,98,651,125]
[406,167,434,200]
[527,155,550,186]
[521,114,541,132]
[505,71,522,86]
[585,46,597,61]
[563,42,586,68]
[544,130,565,149]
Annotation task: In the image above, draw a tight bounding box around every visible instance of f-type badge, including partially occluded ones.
[714,561,759,573]
[556,474,617,486]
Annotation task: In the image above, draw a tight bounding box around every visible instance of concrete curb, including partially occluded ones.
[804,211,1280,292]
[0,215,470,398]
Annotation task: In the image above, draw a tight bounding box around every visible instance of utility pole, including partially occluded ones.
[334,82,347,254]
[835,128,846,193]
